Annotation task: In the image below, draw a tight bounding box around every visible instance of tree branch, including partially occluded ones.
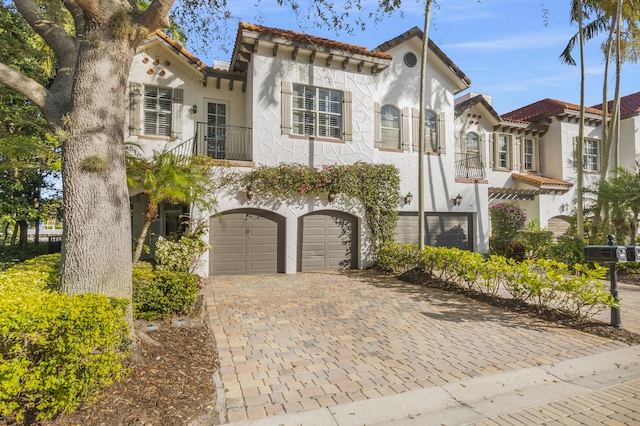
[13,0,77,63]
[137,0,175,32]
[0,63,50,111]
[63,0,86,38]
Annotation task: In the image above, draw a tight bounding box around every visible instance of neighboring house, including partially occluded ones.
[126,22,640,276]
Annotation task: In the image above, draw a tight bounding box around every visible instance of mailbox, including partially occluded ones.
[584,245,627,263]
[626,246,640,262]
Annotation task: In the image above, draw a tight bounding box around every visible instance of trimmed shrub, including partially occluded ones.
[376,242,617,319]
[0,255,130,421]
[132,262,199,320]
[516,229,554,260]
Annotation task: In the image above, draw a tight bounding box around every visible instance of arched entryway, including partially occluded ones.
[209,209,285,275]
[297,210,358,272]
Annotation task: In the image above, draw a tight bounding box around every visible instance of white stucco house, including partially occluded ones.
[126,22,640,276]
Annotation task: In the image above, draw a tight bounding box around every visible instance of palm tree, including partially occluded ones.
[127,151,217,262]
[600,163,640,244]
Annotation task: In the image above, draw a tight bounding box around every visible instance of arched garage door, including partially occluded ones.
[298,211,358,271]
[209,210,285,275]
[394,212,473,251]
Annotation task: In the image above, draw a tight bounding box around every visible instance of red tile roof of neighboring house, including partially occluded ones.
[591,91,640,118]
[512,173,573,188]
[236,22,392,60]
[502,98,602,121]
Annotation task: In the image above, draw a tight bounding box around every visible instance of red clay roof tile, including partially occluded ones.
[512,173,573,187]
[502,98,602,121]
[591,91,640,118]
[238,22,392,60]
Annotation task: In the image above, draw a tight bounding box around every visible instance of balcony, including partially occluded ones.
[455,152,485,180]
[170,123,253,161]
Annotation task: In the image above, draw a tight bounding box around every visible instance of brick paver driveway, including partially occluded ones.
[203,270,627,423]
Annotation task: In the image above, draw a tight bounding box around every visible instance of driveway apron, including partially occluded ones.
[203,270,628,423]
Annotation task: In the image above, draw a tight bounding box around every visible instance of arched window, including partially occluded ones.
[465,132,479,155]
[425,110,437,152]
[381,105,400,149]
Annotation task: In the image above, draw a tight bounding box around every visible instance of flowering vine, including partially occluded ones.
[239,162,400,249]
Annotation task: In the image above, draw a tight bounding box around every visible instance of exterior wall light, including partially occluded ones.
[328,191,336,203]
[453,193,462,206]
[246,186,255,200]
[404,192,413,205]
[191,104,198,114]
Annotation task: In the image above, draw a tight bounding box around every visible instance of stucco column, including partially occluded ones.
[286,214,298,274]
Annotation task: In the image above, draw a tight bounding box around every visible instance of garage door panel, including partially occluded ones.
[394,212,472,250]
[299,212,356,272]
[210,212,281,275]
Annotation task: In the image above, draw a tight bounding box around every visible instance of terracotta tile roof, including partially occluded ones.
[591,91,640,118]
[237,22,392,60]
[373,27,471,88]
[502,98,602,121]
[512,173,573,188]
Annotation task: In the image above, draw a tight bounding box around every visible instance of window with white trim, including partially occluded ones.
[381,105,400,149]
[143,85,172,136]
[584,138,601,172]
[292,85,342,139]
[496,134,511,169]
[522,137,537,172]
[425,110,438,152]
[466,132,479,155]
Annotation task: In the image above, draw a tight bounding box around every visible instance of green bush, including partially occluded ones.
[132,262,199,320]
[376,242,616,319]
[0,254,130,421]
[376,242,419,273]
[489,203,527,256]
[548,234,585,267]
[516,229,554,260]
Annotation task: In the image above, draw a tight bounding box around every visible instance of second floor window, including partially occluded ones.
[425,110,438,152]
[143,85,172,136]
[292,85,342,139]
[584,139,601,172]
[381,105,400,149]
[466,132,479,156]
[523,137,537,172]
[497,134,511,169]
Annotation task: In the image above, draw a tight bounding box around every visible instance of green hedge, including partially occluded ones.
[0,254,130,421]
[377,242,616,319]
[132,262,199,320]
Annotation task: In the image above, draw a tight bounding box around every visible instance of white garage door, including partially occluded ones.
[298,211,357,271]
[210,211,284,275]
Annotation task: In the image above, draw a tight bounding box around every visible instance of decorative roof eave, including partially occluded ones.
[142,31,208,73]
[511,173,573,194]
[373,27,472,93]
[495,120,548,137]
[454,94,501,125]
[231,22,392,75]
[141,31,248,91]
[489,187,539,201]
[548,109,603,126]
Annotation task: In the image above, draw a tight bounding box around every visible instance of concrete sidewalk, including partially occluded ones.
[203,271,640,425]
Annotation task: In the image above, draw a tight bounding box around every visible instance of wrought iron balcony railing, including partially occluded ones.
[455,152,485,179]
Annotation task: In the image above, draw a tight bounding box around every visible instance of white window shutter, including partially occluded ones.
[171,88,183,140]
[412,108,419,152]
[401,107,411,151]
[534,139,541,172]
[480,133,487,168]
[492,132,499,169]
[343,91,352,141]
[281,81,292,135]
[438,112,446,154]
[374,102,381,147]
[129,82,142,136]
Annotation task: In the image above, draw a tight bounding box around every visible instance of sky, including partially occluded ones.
[188,0,640,115]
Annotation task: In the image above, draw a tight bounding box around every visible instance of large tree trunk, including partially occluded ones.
[59,32,134,301]
[17,219,28,251]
